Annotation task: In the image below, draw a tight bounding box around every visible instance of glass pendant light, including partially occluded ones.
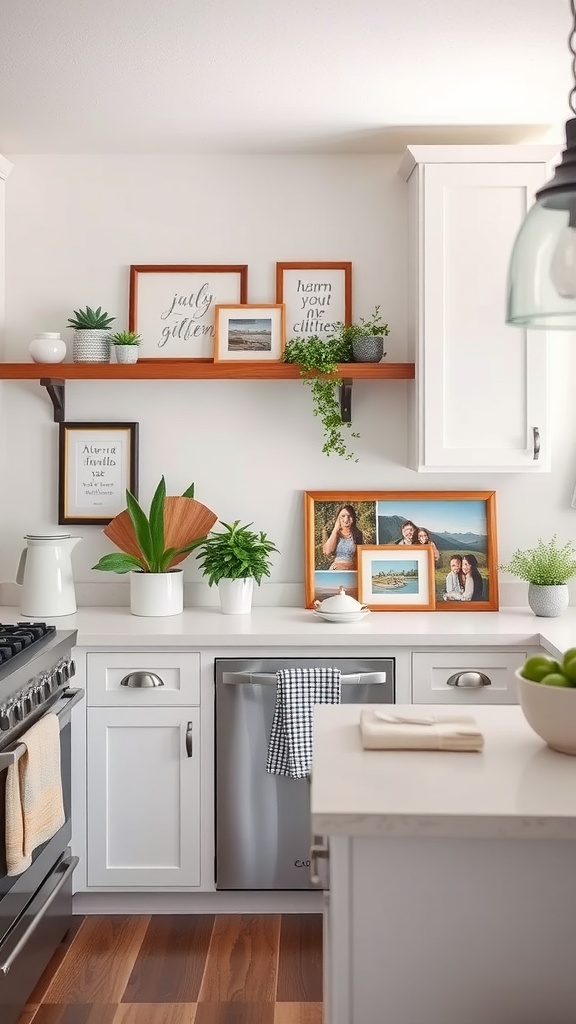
[507,0,576,328]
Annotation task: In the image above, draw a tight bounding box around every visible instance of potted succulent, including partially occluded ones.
[110,330,142,364]
[283,307,388,462]
[499,535,576,617]
[67,305,116,364]
[92,476,217,616]
[195,520,279,614]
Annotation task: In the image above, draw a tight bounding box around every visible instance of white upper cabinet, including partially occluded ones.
[400,145,559,472]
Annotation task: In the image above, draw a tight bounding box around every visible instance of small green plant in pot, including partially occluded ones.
[110,330,142,365]
[67,305,116,364]
[195,520,279,614]
[499,535,576,617]
[283,307,388,461]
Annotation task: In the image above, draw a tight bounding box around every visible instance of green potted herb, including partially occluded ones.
[110,330,142,365]
[283,307,388,461]
[92,476,217,616]
[499,535,576,617]
[333,305,390,363]
[67,305,116,364]
[195,520,279,614]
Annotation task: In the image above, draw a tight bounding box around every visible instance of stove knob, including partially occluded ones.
[0,705,11,731]
[13,700,24,723]
[32,684,44,707]
[41,676,53,701]
[68,658,76,679]
[23,690,36,714]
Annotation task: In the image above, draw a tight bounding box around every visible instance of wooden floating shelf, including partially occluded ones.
[0,359,415,423]
[0,361,415,381]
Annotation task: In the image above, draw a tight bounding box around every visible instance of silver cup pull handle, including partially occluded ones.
[119,672,165,688]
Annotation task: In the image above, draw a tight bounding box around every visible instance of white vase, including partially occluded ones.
[218,577,254,614]
[130,569,184,616]
[114,346,139,364]
[29,332,67,364]
[527,583,569,618]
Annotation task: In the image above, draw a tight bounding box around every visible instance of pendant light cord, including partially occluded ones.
[570,0,576,114]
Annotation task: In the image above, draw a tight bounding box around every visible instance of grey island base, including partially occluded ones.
[312,704,576,1024]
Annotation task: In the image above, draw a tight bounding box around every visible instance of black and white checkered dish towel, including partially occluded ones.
[265,667,342,779]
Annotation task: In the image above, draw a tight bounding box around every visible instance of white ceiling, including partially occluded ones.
[0,0,571,154]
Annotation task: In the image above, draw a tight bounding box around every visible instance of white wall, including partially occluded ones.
[2,152,576,606]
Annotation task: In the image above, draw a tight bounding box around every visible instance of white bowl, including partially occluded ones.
[515,668,576,755]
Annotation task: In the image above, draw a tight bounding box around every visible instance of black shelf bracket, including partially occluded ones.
[339,378,353,423]
[40,378,65,422]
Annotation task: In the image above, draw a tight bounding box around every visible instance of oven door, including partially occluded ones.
[0,688,83,1024]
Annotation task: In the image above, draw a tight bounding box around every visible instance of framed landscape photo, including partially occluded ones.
[129,264,248,359]
[213,304,286,362]
[58,422,139,526]
[357,545,435,611]
[276,262,352,341]
[304,491,499,611]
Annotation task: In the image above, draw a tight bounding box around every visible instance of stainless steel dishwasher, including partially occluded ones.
[215,656,395,890]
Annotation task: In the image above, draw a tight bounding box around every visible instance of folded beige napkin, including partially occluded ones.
[359,710,484,752]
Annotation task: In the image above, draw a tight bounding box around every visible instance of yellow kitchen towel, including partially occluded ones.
[359,710,484,752]
[5,712,65,876]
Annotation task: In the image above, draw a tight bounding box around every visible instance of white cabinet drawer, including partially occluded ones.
[86,652,200,706]
[411,651,526,704]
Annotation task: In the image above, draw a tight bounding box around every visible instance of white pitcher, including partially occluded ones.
[16,531,81,617]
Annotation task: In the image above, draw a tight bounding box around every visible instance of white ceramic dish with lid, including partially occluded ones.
[313,586,370,623]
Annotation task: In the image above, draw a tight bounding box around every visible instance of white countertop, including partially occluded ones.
[311,703,576,840]
[0,604,574,653]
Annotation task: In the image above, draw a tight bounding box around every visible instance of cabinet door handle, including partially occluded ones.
[310,842,329,887]
[533,426,540,460]
[119,672,165,688]
[186,721,193,758]
[446,671,491,688]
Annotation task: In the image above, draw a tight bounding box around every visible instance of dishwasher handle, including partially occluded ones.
[222,670,387,686]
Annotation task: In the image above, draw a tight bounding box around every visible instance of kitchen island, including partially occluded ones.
[312,704,576,1024]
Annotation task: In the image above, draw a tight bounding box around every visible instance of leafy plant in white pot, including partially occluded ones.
[92,477,217,616]
[499,535,576,617]
[195,520,279,614]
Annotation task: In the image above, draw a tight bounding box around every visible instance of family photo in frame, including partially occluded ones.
[304,491,499,611]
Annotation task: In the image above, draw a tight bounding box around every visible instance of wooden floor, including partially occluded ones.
[18,914,323,1024]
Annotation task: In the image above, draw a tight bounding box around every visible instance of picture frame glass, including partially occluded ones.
[58,423,138,525]
[129,265,247,359]
[305,491,498,611]
[276,263,352,341]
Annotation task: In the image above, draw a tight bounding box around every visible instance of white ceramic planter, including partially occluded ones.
[218,577,254,614]
[130,569,184,616]
[528,583,569,618]
[114,346,139,364]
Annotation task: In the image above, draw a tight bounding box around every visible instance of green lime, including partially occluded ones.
[521,655,561,683]
[562,651,576,683]
[540,672,573,688]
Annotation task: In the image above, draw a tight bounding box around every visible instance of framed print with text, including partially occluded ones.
[214,304,286,362]
[275,262,352,340]
[58,422,139,525]
[129,264,248,359]
[304,491,499,611]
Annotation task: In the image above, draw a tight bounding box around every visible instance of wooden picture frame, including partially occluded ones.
[304,490,499,611]
[357,545,435,611]
[58,422,139,526]
[129,264,248,360]
[213,304,286,362]
[275,262,352,341]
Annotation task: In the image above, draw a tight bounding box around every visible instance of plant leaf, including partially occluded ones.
[92,552,146,574]
[148,476,166,572]
[182,482,195,499]
[125,489,154,567]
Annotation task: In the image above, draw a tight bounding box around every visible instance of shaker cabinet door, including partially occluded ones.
[404,150,555,472]
[87,706,201,887]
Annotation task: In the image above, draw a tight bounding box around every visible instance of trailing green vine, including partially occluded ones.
[283,333,359,461]
[283,309,389,461]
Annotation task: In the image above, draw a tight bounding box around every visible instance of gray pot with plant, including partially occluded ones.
[67,305,115,364]
[283,306,388,461]
[499,535,576,617]
[110,330,142,364]
[195,520,279,614]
